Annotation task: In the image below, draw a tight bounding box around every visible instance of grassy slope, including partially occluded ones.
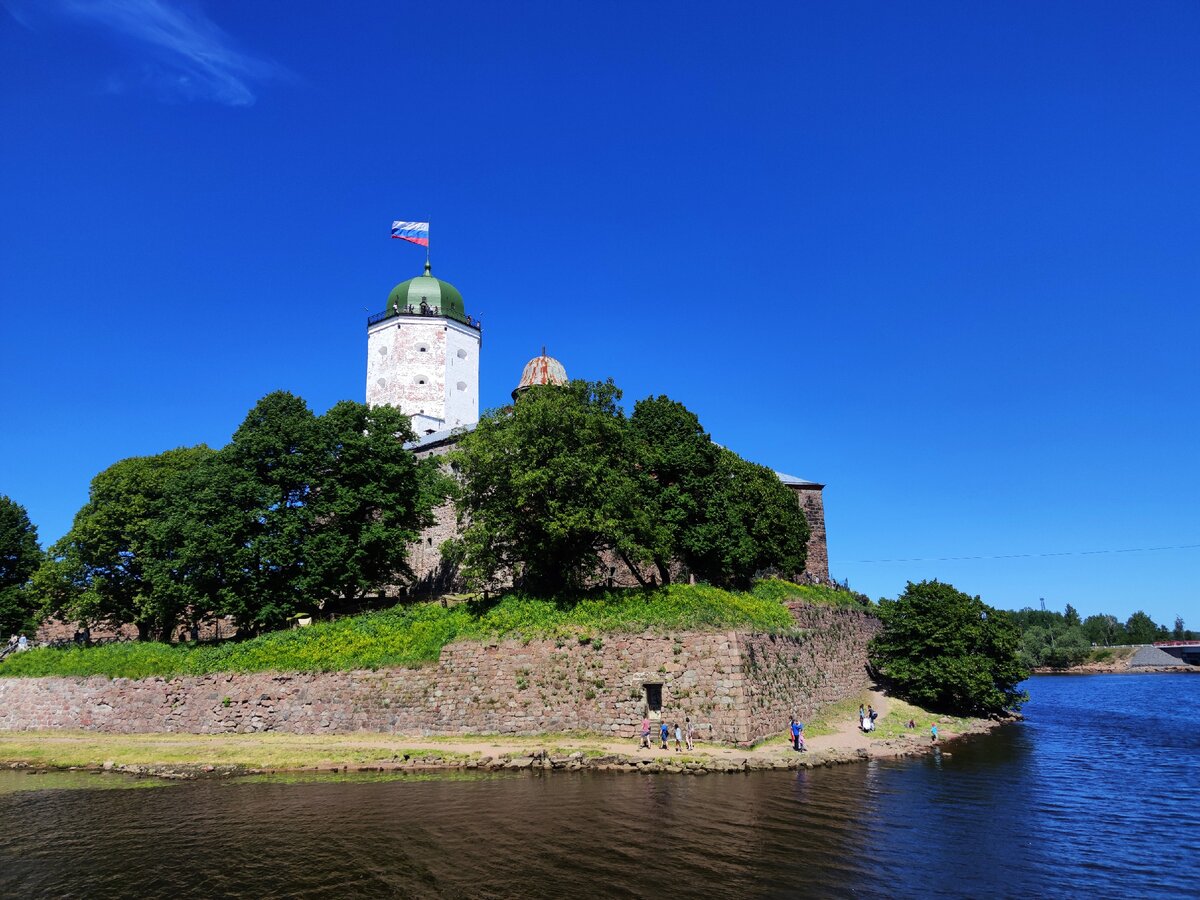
[1,581,866,680]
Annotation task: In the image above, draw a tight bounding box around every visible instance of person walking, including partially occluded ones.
[685,717,695,751]
[858,704,866,730]
[660,720,669,750]
[674,723,682,752]
[639,717,651,749]
[790,717,802,752]
[930,723,939,744]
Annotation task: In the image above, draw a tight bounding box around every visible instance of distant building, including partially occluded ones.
[365,265,829,590]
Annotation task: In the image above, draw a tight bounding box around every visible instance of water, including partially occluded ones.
[0,674,1196,898]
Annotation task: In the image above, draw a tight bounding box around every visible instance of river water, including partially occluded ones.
[0,674,1196,898]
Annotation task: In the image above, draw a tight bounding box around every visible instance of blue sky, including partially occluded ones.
[2,1,1197,626]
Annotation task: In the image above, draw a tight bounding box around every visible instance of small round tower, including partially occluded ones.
[512,351,569,400]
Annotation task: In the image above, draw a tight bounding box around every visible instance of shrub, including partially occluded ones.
[870,580,1028,716]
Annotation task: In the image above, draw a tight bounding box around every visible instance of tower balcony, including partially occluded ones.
[367,304,482,331]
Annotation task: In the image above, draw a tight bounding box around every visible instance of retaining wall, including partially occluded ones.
[0,603,879,745]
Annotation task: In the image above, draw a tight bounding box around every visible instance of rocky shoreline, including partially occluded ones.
[0,715,1015,781]
[1032,664,1199,675]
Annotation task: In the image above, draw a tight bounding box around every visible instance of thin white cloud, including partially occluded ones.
[5,0,288,106]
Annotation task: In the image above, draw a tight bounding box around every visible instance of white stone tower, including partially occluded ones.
[365,262,481,435]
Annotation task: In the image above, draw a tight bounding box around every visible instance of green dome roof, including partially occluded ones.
[386,263,466,323]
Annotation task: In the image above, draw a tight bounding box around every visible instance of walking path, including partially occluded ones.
[0,688,1005,778]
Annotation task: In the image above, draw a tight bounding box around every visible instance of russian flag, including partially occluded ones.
[391,221,429,247]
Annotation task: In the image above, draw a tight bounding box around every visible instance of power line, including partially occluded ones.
[848,542,1200,565]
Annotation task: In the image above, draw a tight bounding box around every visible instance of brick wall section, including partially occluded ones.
[0,603,879,745]
[790,485,829,581]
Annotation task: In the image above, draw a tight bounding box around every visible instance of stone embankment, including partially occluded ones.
[1033,644,1199,675]
[0,603,881,746]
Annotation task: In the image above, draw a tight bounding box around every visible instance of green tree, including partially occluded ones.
[1017,623,1090,669]
[686,449,809,588]
[179,392,441,631]
[626,396,720,585]
[1010,607,1065,632]
[1125,610,1159,645]
[35,447,214,640]
[207,391,322,630]
[448,380,637,596]
[870,580,1029,715]
[1174,616,1186,641]
[1081,613,1124,646]
[1048,626,1091,668]
[1018,625,1052,669]
[1063,603,1081,628]
[302,400,445,610]
[0,495,42,636]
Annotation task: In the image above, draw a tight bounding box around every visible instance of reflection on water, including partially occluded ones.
[0,770,175,794]
[0,675,1196,898]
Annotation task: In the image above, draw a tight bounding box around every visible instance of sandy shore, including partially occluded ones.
[0,688,1013,779]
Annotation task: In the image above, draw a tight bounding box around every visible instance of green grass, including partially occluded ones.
[1086,646,1134,664]
[749,579,871,610]
[1,583,809,680]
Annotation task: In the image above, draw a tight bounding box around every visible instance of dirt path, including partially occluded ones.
[0,688,998,775]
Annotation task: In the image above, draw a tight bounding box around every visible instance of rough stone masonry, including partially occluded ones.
[0,603,878,746]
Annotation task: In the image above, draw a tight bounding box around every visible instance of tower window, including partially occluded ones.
[417,344,429,353]
[456,381,467,391]
[456,349,468,359]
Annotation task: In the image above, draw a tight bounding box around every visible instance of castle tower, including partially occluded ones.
[365,262,481,435]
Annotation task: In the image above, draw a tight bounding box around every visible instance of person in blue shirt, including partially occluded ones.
[660,720,669,749]
[790,716,802,752]
[930,723,939,743]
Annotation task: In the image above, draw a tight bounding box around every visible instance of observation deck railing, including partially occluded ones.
[367,305,482,331]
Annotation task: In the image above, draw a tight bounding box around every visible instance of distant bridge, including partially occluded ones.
[1152,641,1200,665]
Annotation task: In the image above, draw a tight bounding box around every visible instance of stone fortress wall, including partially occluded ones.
[0,603,878,745]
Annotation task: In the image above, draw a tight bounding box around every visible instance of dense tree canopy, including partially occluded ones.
[1009,604,1191,668]
[870,580,1028,715]
[0,495,42,636]
[34,392,444,637]
[448,381,809,596]
[1019,624,1091,669]
[36,447,214,640]
[1081,613,1123,647]
[1124,610,1160,645]
[447,380,638,595]
[689,449,809,588]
